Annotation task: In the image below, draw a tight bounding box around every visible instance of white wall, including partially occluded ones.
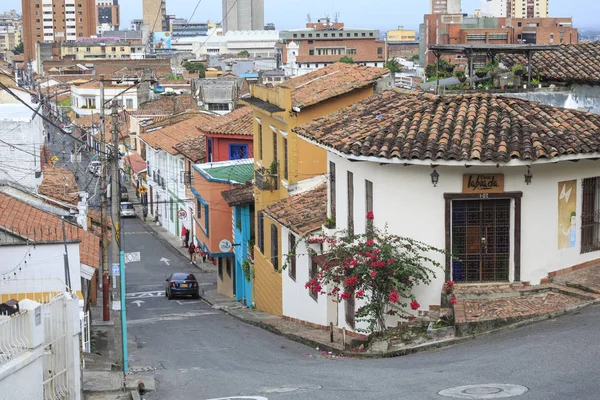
[0,242,81,297]
[329,153,600,311]
[0,354,43,400]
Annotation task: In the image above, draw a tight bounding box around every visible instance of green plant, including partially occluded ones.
[241,259,254,281]
[384,59,403,74]
[286,212,445,334]
[531,78,540,86]
[12,41,23,55]
[269,160,278,175]
[511,63,526,77]
[425,59,455,80]
[475,68,487,79]
[338,56,355,64]
[454,70,467,83]
[237,50,250,57]
[183,61,206,78]
[324,216,336,229]
[409,54,420,63]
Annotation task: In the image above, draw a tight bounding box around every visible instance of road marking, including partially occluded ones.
[127,311,219,325]
[176,300,202,305]
[125,252,141,263]
[131,300,145,307]
[205,397,268,400]
[126,291,164,298]
[160,257,171,266]
[124,232,154,235]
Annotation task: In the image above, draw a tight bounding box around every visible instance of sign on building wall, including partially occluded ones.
[462,174,504,194]
[558,180,577,249]
[153,32,172,50]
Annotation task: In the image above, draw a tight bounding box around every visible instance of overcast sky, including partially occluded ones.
[10,0,599,31]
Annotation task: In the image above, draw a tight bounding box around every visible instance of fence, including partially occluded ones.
[0,311,30,364]
[42,293,78,400]
[80,310,91,369]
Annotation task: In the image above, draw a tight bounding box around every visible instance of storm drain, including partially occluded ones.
[438,384,529,399]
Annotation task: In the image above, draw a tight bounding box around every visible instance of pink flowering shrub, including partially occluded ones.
[285,213,444,334]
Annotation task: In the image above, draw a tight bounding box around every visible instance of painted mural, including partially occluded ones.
[558,180,577,249]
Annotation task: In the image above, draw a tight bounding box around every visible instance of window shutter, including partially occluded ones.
[330,162,336,221]
[288,232,296,280]
[257,211,264,254]
[366,179,373,233]
[271,224,279,270]
[347,171,354,236]
[309,256,318,301]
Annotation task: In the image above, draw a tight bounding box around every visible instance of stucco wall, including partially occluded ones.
[329,153,600,312]
[0,351,44,400]
[254,215,282,316]
[507,84,600,114]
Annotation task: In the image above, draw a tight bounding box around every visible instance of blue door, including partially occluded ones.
[234,205,252,305]
[229,144,249,160]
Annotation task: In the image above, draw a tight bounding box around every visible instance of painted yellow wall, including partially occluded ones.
[0,290,84,303]
[246,83,378,316]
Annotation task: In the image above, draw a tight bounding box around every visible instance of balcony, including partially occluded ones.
[255,167,278,191]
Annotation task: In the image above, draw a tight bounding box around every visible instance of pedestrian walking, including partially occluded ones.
[181,226,187,248]
[188,242,196,264]
[184,228,190,248]
[142,205,148,221]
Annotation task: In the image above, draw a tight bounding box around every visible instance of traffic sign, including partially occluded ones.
[112,263,120,276]
[50,155,59,164]
[138,185,147,195]
[177,209,187,220]
[219,239,232,253]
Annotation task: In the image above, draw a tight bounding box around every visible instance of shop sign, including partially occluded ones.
[462,174,504,194]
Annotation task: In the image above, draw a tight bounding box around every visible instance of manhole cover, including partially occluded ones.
[439,384,529,399]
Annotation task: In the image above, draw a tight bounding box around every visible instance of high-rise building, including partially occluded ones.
[0,10,23,59]
[480,0,508,17]
[222,0,264,33]
[509,0,549,18]
[96,0,120,34]
[142,0,167,32]
[430,0,461,14]
[21,0,97,63]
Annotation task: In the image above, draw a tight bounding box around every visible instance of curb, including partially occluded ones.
[201,294,600,359]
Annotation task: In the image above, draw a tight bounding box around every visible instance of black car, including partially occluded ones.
[120,185,129,201]
[165,273,200,300]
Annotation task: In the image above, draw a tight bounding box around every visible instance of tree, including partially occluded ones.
[13,41,24,55]
[183,61,206,78]
[384,59,403,74]
[338,56,355,64]
[288,212,443,334]
[237,50,250,57]
[425,59,454,80]
[409,54,420,63]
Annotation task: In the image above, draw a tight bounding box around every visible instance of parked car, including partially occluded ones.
[120,185,129,201]
[87,161,101,177]
[165,273,200,300]
[120,202,135,218]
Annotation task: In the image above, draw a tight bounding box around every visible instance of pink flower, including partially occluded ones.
[370,271,378,279]
[349,259,358,267]
[366,211,374,220]
[450,295,457,305]
[355,290,365,298]
[410,300,420,310]
[446,280,454,287]
[389,291,400,303]
[341,291,352,300]
[345,276,359,287]
[366,239,375,246]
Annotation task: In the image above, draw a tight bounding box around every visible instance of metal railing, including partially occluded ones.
[0,312,29,365]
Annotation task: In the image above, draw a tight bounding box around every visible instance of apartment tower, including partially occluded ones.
[142,0,167,32]
[510,0,549,18]
[96,0,120,34]
[21,0,96,62]
[222,0,264,33]
[430,0,461,14]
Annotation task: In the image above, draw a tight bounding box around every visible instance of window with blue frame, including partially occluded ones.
[207,138,213,162]
[229,144,249,160]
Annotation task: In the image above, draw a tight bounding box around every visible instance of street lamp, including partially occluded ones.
[430,168,440,187]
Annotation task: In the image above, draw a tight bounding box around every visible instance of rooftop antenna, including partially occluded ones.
[334,12,340,23]
[307,13,311,23]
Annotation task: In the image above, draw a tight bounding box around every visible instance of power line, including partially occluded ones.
[196,0,239,51]
[188,0,204,23]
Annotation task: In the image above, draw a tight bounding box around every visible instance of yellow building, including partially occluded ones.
[60,41,134,60]
[386,27,417,43]
[241,63,391,316]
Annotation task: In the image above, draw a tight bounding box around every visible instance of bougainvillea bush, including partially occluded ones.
[287,213,445,334]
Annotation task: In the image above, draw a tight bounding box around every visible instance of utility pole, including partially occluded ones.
[100,76,110,321]
[111,101,128,375]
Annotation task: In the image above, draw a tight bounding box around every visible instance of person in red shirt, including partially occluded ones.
[188,242,196,264]
[181,226,187,248]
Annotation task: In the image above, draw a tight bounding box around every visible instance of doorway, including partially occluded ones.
[451,199,511,282]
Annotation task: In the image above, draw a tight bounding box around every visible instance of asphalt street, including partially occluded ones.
[120,216,600,400]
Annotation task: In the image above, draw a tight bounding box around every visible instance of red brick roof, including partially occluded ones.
[294,90,600,163]
[0,193,100,269]
[221,185,254,206]
[172,134,206,163]
[39,165,80,205]
[123,153,147,174]
[502,43,600,85]
[199,106,253,137]
[279,63,389,110]
[131,95,197,116]
[139,113,215,155]
[74,112,130,141]
[263,184,327,236]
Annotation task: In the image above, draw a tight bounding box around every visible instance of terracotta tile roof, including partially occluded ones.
[74,112,130,141]
[279,63,389,110]
[502,43,600,85]
[199,106,253,136]
[139,113,215,155]
[221,185,254,206]
[294,90,600,163]
[0,193,100,269]
[172,134,206,163]
[123,153,147,174]
[131,95,196,116]
[39,164,79,205]
[263,184,327,236]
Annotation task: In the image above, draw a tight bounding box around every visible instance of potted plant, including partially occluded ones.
[511,63,527,78]
[454,70,467,84]
[475,68,487,79]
